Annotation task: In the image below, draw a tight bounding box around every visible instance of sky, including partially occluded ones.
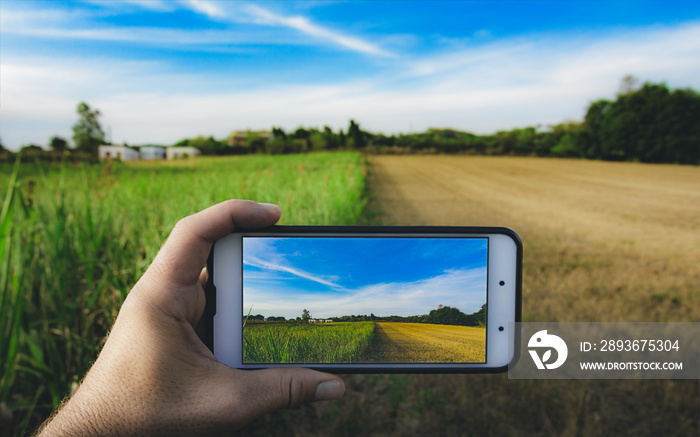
[1,1,700,151]
[242,236,488,320]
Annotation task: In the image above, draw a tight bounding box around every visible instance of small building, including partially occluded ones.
[98,145,139,161]
[166,147,201,159]
[139,146,166,160]
[308,318,333,323]
[228,130,272,147]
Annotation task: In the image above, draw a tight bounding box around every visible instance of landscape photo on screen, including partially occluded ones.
[242,236,488,364]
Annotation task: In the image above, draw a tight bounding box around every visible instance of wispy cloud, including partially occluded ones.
[245,255,342,289]
[245,267,487,319]
[3,25,273,46]
[180,0,226,19]
[243,4,397,58]
[81,0,175,12]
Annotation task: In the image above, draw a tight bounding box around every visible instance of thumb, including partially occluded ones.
[206,366,345,428]
[254,368,345,409]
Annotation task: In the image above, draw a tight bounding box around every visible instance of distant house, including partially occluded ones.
[166,147,201,159]
[140,146,166,160]
[228,130,272,147]
[98,145,139,161]
[99,145,201,161]
[308,318,333,323]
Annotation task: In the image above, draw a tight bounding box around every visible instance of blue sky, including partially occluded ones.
[243,236,488,320]
[1,1,700,150]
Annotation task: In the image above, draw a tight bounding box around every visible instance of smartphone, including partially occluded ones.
[203,226,522,373]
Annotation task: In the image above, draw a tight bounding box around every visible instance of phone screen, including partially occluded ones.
[241,236,488,364]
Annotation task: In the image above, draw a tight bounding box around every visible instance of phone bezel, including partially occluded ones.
[203,226,522,373]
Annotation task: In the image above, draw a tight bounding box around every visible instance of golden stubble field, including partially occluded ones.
[366,322,486,363]
[365,155,700,323]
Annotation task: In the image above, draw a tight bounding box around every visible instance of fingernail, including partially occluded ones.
[258,202,280,210]
[314,380,344,401]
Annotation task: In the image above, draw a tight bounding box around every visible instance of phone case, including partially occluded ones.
[202,225,522,373]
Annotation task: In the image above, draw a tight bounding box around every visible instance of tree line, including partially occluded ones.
[179,79,698,165]
[247,304,486,327]
[4,78,697,165]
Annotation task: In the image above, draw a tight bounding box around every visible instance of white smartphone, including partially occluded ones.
[203,226,522,373]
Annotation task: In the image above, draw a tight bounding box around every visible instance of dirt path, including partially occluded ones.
[364,322,486,363]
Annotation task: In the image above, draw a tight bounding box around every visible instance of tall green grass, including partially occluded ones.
[244,322,375,363]
[0,152,366,436]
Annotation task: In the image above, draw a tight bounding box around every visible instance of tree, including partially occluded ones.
[348,120,367,149]
[323,126,337,150]
[72,102,105,155]
[348,119,366,148]
[186,135,225,155]
[301,309,311,321]
[582,99,611,159]
[20,144,43,153]
[618,74,640,96]
[309,131,327,151]
[49,136,69,152]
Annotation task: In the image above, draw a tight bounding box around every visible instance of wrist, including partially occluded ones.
[36,387,114,437]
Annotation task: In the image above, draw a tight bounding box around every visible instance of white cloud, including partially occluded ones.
[243,4,396,58]
[180,0,226,19]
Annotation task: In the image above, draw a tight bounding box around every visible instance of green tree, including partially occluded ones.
[323,126,337,150]
[20,144,44,153]
[348,119,366,148]
[309,131,327,151]
[581,81,699,164]
[265,136,287,154]
[49,136,69,152]
[582,99,612,159]
[301,309,311,321]
[72,102,105,155]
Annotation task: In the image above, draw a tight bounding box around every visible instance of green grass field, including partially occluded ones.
[0,152,366,435]
[244,322,375,363]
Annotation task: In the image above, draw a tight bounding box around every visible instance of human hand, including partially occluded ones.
[37,200,345,436]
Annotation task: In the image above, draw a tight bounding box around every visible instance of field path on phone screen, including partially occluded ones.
[364,322,485,363]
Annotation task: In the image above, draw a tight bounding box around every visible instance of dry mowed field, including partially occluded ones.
[366,155,700,323]
[366,322,485,363]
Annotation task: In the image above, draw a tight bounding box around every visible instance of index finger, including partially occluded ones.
[151,200,281,286]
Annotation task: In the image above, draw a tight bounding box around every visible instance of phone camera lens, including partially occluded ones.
[499,280,505,286]
[498,326,504,332]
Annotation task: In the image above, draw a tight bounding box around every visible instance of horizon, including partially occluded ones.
[2,1,700,151]
[244,302,482,322]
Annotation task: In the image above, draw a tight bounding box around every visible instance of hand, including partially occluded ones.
[37,200,345,436]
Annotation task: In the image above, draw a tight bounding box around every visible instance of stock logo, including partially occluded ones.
[528,330,568,370]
